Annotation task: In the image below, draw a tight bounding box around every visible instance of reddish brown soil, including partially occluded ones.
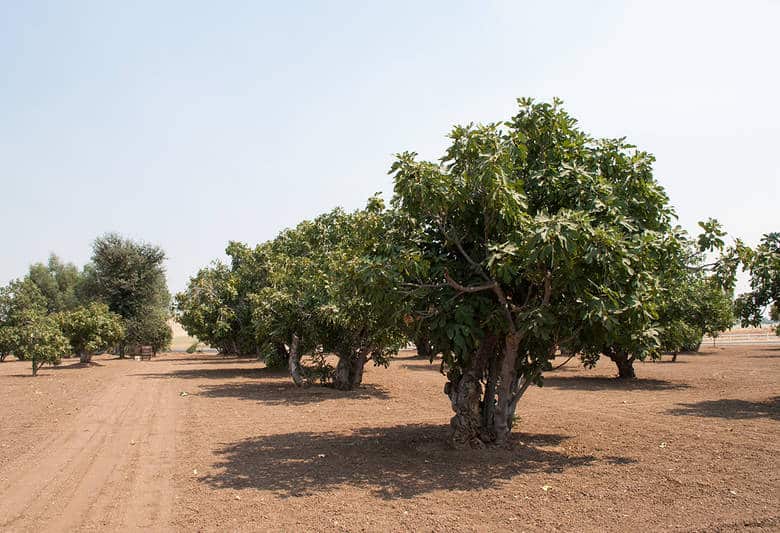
[1,346,778,532]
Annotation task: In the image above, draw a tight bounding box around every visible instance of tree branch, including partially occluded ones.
[542,271,552,305]
[400,282,450,290]
[443,271,496,293]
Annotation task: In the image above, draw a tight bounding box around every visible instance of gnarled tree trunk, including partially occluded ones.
[275,342,289,361]
[445,333,538,448]
[492,332,522,445]
[79,351,92,364]
[413,333,434,359]
[605,347,636,379]
[333,348,370,390]
[445,335,496,448]
[288,334,304,386]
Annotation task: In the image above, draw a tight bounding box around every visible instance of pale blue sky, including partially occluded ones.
[1,1,778,294]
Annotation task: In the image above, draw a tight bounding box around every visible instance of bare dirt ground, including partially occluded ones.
[0,346,778,532]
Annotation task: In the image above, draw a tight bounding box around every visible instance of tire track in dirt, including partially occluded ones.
[0,359,180,532]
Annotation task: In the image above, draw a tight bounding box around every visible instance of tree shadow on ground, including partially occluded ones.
[747,347,780,358]
[667,397,780,421]
[542,376,689,391]
[141,366,285,380]
[147,355,256,365]
[195,381,391,405]
[200,424,622,499]
[51,360,107,370]
[7,360,106,376]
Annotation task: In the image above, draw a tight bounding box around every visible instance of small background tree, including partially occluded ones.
[736,232,780,334]
[26,254,83,313]
[81,233,172,354]
[57,303,125,363]
[12,311,70,375]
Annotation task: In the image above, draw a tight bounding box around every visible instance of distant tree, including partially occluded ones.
[658,274,734,359]
[124,308,172,355]
[26,254,82,313]
[736,232,780,335]
[411,331,435,359]
[82,234,172,352]
[0,278,48,363]
[175,242,266,356]
[0,278,48,324]
[11,311,69,375]
[0,326,19,362]
[57,303,125,363]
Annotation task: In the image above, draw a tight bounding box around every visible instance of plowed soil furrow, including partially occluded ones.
[0,359,179,532]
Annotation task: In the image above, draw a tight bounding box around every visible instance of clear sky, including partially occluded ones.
[1,1,778,294]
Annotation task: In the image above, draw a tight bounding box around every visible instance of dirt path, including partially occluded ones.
[0,356,180,532]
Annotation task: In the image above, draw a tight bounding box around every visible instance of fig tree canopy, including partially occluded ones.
[391,98,675,446]
[252,198,410,390]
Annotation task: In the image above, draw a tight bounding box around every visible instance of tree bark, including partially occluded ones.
[615,357,636,378]
[350,351,369,388]
[275,342,289,360]
[332,349,370,391]
[288,334,304,386]
[445,335,496,448]
[480,349,500,435]
[79,351,92,364]
[413,334,433,359]
[606,347,636,379]
[492,333,521,445]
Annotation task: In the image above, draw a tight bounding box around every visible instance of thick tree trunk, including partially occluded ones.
[0,353,7,362]
[288,334,304,386]
[413,334,433,359]
[79,351,92,364]
[492,333,521,446]
[350,351,368,387]
[445,335,496,448]
[333,356,349,389]
[608,349,636,379]
[604,346,636,379]
[332,349,370,391]
[275,342,289,360]
[480,350,499,435]
[615,357,636,378]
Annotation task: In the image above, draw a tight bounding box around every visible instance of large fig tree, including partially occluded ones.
[391,98,674,447]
